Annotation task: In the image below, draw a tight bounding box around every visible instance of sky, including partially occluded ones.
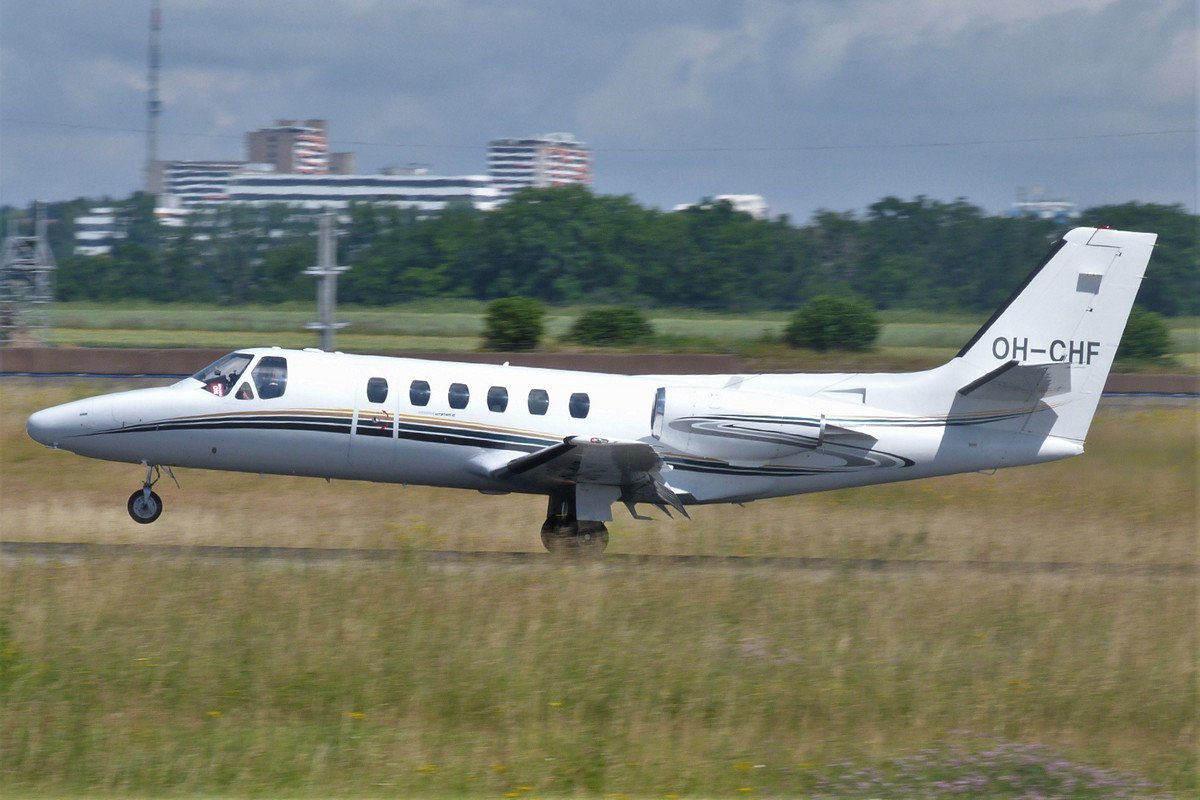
[1,0,1195,221]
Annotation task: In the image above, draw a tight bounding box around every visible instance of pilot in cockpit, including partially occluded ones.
[205,373,230,396]
[194,353,253,397]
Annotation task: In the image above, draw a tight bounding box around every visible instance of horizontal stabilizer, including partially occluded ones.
[957,359,1071,402]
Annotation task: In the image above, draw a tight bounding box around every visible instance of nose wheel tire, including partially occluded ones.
[127,489,163,524]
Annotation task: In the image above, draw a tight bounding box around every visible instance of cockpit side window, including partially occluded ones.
[193,353,253,398]
[252,356,288,399]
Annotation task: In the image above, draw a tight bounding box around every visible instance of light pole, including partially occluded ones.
[303,213,349,351]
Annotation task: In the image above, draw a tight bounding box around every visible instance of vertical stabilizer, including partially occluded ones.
[952,227,1156,442]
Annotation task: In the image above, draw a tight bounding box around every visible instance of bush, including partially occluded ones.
[784,295,880,351]
[1117,306,1171,361]
[567,306,654,347]
[483,297,545,351]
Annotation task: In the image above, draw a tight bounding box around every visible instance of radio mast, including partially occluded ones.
[0,204,57,347]
[144,0,163,195]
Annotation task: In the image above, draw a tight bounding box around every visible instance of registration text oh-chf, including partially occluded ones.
[992,336,1100,365]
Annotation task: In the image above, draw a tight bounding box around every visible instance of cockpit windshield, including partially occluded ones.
[193,353,253,397]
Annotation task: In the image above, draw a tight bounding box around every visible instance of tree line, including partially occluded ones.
[6,187,1196,316]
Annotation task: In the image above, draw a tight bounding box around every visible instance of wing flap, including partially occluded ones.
[484,436,689,521]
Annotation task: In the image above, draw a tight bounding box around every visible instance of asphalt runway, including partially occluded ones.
[1,540,1193,576]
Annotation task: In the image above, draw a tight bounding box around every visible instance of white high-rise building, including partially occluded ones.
[74,208,122,256]
[487,133,592,198]
[224,170,502,212]
[162,161,248,207]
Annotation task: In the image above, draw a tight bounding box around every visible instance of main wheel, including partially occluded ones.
[540,519,609,557]
[127,489,163,524]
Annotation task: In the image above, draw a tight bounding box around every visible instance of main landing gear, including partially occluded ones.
[540,489,609,557]
[127,463,174,524]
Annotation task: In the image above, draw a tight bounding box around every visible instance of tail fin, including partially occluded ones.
[951,227,1156,442]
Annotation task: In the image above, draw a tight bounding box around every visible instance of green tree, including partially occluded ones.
[1117,306,1171,361]
[256,241,314,303]
[27,188,1200,315]
[785,295,880,351]
[483,297,545,351]
[567,306,654,346]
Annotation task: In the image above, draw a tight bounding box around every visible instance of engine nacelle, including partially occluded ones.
[651,386,831,464]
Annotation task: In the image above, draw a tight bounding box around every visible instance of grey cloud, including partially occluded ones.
[0,0,1193,215]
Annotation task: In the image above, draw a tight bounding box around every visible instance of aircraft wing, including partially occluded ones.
[476,436,689,521]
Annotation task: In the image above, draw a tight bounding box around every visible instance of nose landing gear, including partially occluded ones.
[128,488,163,524]
[540,490,609,557]
[126,463,175,525]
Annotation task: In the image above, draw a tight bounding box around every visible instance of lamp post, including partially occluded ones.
[303,213,349,351]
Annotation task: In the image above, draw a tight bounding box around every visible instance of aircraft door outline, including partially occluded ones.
[351,373,399,471]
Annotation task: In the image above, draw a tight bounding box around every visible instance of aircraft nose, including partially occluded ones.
[27,399,95,448]
[26,407,62,447]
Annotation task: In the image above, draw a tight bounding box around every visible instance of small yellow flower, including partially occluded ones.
[548,700,564,708]
[206,710,222,718]
[416,763,438,774]
[347,711,365,719]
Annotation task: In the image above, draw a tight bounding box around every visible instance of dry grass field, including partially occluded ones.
[1,380,1196,797]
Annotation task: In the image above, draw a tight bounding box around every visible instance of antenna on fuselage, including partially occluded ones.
[303,213,349,351]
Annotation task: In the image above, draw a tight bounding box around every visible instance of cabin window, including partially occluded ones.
[366,377,389,404]
[235,382,255,401]
[569,392,590,419]
[527,389,549,415]
[193,352,252,398]
[409,380,431,407]
[251,356,288,399]
[487,386,509,412]
[448,383,470,409]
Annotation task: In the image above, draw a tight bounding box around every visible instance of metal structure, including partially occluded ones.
[303,214,349,351]
[145,0,163,195]
[0,205,57,347]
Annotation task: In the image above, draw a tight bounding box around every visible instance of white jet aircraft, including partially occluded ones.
[27,227,1156,555]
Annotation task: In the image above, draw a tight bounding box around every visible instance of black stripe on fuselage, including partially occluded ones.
[94,414,556,455]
